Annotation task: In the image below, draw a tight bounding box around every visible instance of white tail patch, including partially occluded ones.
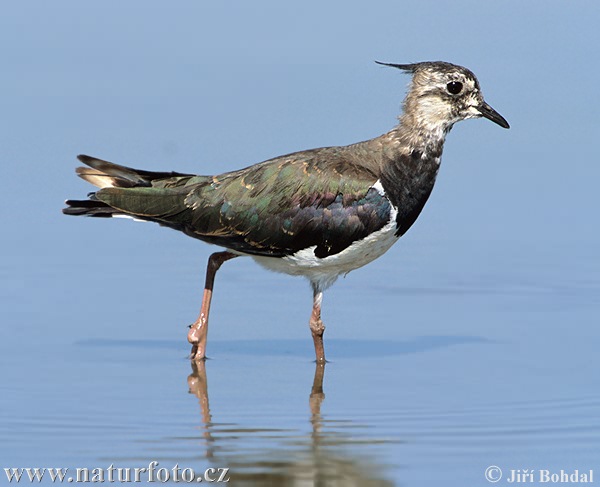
[82,175,118,189]
[76,168,119,189]
[113,214,148,223]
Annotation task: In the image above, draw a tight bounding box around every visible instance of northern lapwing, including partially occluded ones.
[64,61,509,362]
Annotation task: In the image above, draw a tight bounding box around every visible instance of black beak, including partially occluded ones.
[478,102,510,129]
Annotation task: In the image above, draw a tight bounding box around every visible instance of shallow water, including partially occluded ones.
[2,2,600,484]
[2,240,599,485]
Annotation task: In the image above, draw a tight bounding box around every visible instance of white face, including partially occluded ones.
[409,67,485,128]
[404,63,509,130]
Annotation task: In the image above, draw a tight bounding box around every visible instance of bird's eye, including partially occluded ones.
[446,81,463,95]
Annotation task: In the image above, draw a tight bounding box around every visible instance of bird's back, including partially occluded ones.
[64,137,398,259]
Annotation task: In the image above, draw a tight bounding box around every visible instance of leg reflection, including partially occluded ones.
[187,360,328,461]
[187,360,214,459]
[185,360,394,485]
[309,362,326,440]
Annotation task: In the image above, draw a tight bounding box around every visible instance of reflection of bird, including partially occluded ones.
[64,61,509,362]
[186,361,396,486]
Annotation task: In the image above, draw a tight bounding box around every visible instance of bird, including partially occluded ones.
[63,61,509,362]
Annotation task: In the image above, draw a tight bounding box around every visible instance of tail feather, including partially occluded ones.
[75,154,193,189]
[64,154,195,218]
[62,198,118,217]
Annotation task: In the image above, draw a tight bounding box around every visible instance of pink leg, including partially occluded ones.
[188,251,237,361]
[309,288,327,363]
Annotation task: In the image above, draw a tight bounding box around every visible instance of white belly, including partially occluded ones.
[249,217,399,291]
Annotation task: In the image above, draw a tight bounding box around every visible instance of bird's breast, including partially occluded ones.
[380,151,441,237]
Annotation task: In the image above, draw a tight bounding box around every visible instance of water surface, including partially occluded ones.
[2,2,600,485]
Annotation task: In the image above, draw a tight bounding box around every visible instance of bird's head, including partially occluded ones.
[376,61,509,132]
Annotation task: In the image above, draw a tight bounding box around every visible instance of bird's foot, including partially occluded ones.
[188,323,207,361]
[188,322,203,343]
[188,344,207,362]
